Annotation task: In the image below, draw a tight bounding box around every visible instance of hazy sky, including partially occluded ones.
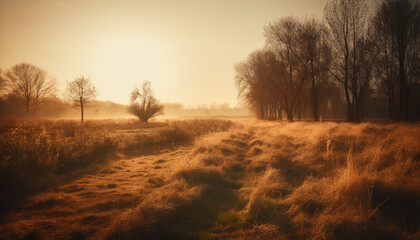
[0,0,332,106]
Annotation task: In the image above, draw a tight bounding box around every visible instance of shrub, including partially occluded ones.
[0,125,59,195]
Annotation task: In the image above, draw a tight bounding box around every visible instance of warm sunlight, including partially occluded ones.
[0,0,419,239]
[0,0,333,106]
[91,34,170,104]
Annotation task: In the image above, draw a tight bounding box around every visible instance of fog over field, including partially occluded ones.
[0,0,419,239]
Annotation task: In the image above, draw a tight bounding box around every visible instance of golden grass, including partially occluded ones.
[242,121,420,240]
[1,120,419,239]
[0,119,231,209]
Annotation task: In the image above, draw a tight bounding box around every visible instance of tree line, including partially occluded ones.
[235,0,420,122]
[0,63,162,123]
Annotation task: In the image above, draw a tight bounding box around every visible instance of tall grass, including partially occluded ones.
[105,121,420,239]
[245,122,420,239]
[1,120,418,239]
[0,119,232,205]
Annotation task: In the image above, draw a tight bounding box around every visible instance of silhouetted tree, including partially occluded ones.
[300,18,331,121]
[235,54,262,117]
[128,81,163,123]
[0,69,6,94]
[236,18,335,121]
[372,0,420,121]
[3,63,55,114]
[236,3,409,121]
[318,80,345,119]
[64,76,97,122]
[324,0,372,122]
[235,50,281,120]
[264,17,310,121]
[372,12,399,120]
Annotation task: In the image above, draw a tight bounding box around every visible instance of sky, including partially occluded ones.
[0,0,333,106]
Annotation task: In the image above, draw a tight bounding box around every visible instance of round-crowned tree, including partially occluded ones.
[128,81,163,123]
[4,63,56,114]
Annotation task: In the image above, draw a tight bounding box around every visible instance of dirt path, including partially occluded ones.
[4,121,417,240]
[1,132,227,240]
[1,124,264,240]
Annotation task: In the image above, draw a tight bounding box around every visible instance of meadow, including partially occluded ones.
[0,119,419,240]
[0,119,232,209]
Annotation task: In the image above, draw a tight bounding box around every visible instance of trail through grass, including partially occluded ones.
[1,120,419,240]
[0,133,217,239]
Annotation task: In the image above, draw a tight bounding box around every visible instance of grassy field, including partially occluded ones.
[0,120,419,239]
[0,119,232,209]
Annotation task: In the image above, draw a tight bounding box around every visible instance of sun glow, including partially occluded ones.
[89,35,170,104]
[0,0,334,106]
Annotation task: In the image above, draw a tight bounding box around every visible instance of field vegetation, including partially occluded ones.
[0,119,232,211]
[1,120,419,240]
[1,0,419,238]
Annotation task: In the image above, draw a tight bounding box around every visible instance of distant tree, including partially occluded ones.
[64,76,97,122]
[235,49,281,120]
[0,69,6,94]
[324,0,373,122]
[128,81,163,123]
[372,0,420,121]
[4,63,55,113]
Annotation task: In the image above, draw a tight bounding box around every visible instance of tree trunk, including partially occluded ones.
[277,106,282,121]
[286,108,294,121]
[344,36,354,122]
[25,95,31,113]
[354,100,361,122]
[260,103,265,119]
[399,59,408,121]
[25,100,30,113]
[344,81,353,122]
[80,97,84,122]
[388,96,393,120]
[311,78,319,121]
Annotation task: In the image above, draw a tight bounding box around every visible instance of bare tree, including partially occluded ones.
[4,63,55,113]
[236,18,334,122]
[0,69,5,114]
[264,17,310,121]
[128,81,163,123]
[235,12,378,121]
[372,0,420,121]
[324,0,372,122]
[0,69,6,94]
[235,57,262,117]
[300,18,331,121]
[64,76,97,122]
[372,10,399,120]
[235,49,282,120]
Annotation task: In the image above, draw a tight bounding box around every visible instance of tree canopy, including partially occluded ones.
[128,81,163,123]
[3,63,55,114]
[64,76,97,122]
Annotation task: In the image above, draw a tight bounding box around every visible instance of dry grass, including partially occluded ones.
[239,121,420,240]
[0,119,232,212]
[1,120,419,240]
